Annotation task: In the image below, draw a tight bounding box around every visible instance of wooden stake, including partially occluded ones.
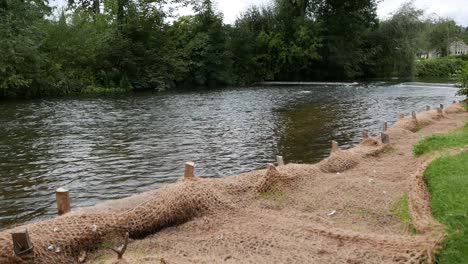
[411,111,417,120]
[184,161,195,179]
[437,107,443,114]
[276,156,284,166]
[331,140,340,153]
[381,133,390,144]
[56,188,70,216]
[11,229,33,256]
[110,232,129,260]
[453,100,457,104]
[440,104,444,109]
[383,122,388,132]
[399,113,405,120]
[362,129,369,139]
[426,105,430,111]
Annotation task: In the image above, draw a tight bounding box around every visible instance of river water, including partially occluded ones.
[0,83,463,228]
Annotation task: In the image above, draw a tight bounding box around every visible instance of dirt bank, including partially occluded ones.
[1,103,466,264]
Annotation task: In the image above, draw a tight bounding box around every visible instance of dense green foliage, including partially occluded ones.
[416,57,467,78]
[457,64,468,98]
[424,153,468,263]
[413,122,468,156]
[1,0,468,98]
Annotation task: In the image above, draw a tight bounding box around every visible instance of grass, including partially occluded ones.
[391,194,417,234]
[413,122,468,156]
[260,189,288,202]
[424,153,468,264]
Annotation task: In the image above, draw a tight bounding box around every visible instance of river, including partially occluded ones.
[0,82,463,229]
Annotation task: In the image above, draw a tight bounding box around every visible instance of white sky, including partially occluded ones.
[212,0,468,26]
[51,0,468,26]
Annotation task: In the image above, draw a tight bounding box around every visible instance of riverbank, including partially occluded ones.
[413,123,468,263]
[0,102,465,263]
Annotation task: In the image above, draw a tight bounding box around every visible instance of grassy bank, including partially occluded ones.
[413,122,468,156]
[413,123,468,263]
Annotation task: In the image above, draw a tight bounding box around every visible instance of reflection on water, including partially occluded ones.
[0,83,462,228]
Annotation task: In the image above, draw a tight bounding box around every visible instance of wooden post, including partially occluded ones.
[399,113,405,120]
[362,129,369,139]
[110,232,129,260]
[331,140,340,153]
[11,229,33,256]
[276,156,284,166]
[383,122,388,132]
[411,111,417,120]
[453,100,457,104]
[437,107,443,114]
[381,133,390,144]
[184,161,195,179]
[56,188,70,216]
[440,104,444,109]
[426,105,430,111]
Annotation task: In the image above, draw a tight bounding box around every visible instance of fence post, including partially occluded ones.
[362,129,369,139]
[11,229,33,256]
[184,161,195,179]
[56,188,70,216]
[331,140,340,153]
[381,133,390,144]
[276,156,284,166]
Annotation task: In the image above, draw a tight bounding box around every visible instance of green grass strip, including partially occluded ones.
[413,123,468,156]
[424,152,468,263]
[391,194,417,234]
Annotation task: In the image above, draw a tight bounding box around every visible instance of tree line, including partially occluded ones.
[1,0,468,98]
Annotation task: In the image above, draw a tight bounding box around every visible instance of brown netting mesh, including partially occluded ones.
[0,108,466,264]
[394,117,420,132]
[445,103,465,114]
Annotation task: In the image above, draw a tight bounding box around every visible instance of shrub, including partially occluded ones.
[457,65,468,99]
[416,57,467,77]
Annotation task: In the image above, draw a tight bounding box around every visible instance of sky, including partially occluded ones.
[207,0,468,26]
[51,0,468,27]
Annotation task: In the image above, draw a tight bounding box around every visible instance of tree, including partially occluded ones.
[308,0,379,79]
[169,0,231,87]
[0,0,52,97]
[370,3,426,77]
[427,19,460,56]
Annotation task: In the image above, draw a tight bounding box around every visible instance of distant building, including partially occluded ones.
[419,50,441,59]
[419,40,468,59]
[449,40,468,55]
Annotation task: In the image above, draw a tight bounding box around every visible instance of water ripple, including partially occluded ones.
[0,84,463,228]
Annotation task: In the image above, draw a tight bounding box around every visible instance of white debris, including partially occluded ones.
[55,246,61,253]
[53,227,60,232]
[336,172,340,175]
[47,245,55,251]
[328,210,337,216]
[91,224,97,232]
[383,191,387,194]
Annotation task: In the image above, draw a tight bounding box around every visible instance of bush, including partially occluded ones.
[457,65,468,98]
[416,57,467,77]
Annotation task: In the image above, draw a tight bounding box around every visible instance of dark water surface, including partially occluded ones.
[0,83,463,228]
